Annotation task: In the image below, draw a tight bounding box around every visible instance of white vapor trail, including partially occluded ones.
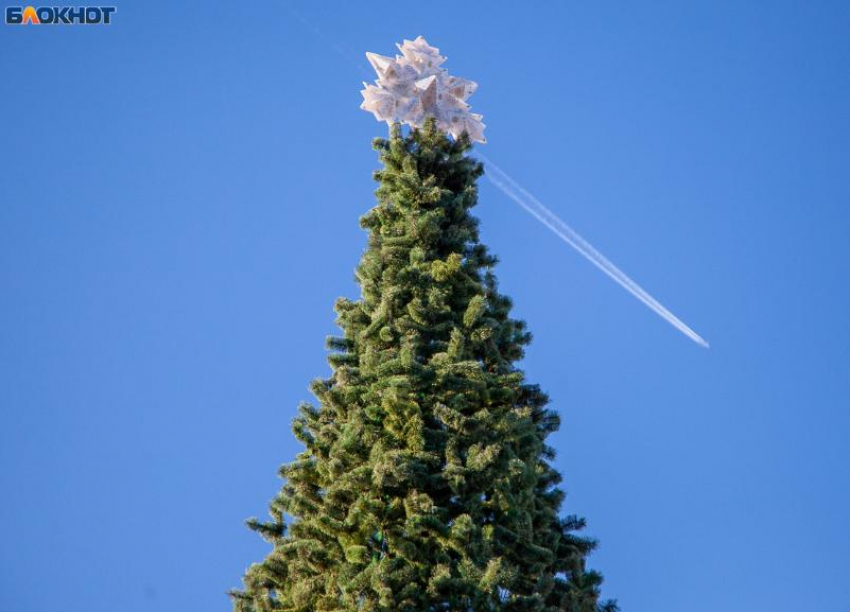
[283,8,708,348]
[477,153,709,348]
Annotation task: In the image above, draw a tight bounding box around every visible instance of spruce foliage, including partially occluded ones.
[232,119,615,612]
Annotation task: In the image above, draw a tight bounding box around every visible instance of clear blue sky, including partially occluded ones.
[1,2,848,611]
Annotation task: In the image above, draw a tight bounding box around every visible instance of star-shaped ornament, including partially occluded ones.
[360,36,486,144]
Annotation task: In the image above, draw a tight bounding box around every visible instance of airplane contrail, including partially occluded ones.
[477,153,709,348]
[284,9,708,348]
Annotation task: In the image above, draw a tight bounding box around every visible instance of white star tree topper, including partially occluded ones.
[360,36,486,143]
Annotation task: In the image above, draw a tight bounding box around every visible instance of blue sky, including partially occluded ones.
[1,2,848,611]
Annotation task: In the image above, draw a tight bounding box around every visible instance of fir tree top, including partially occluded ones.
[232,119,615,612]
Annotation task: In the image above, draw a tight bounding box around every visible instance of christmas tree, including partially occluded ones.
[232,37,614,612]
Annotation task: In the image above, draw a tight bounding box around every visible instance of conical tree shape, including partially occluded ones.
[232,119,615,612]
